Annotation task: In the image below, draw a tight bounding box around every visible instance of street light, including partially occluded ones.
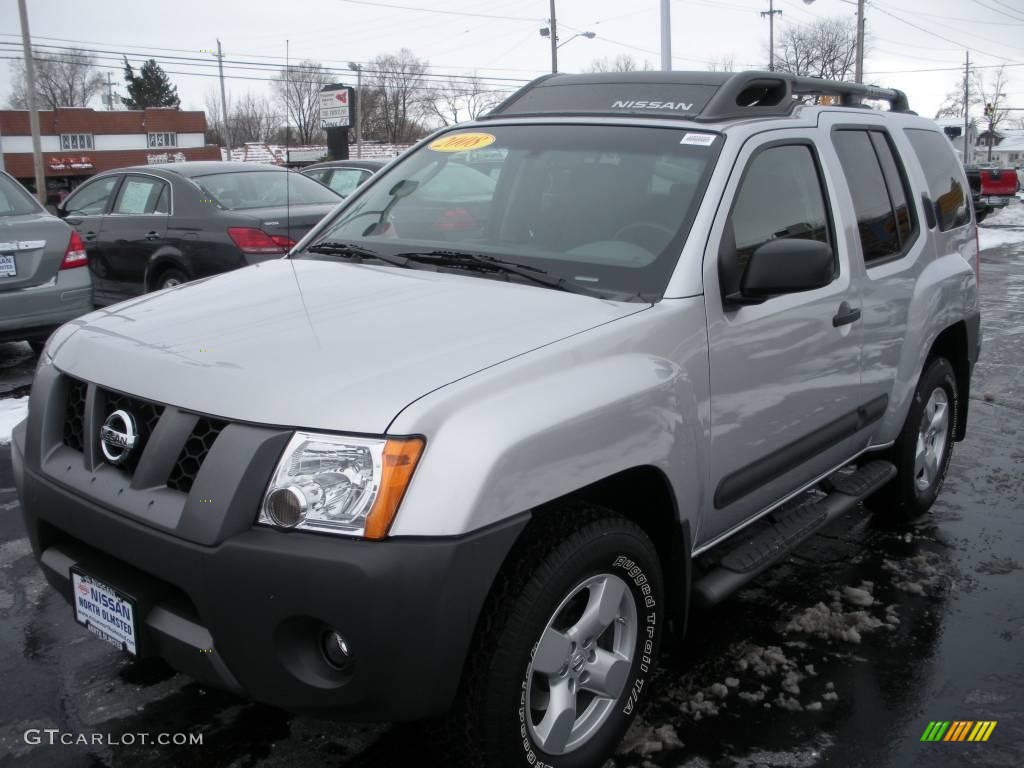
[803,0,865,84]
[555,31,596,49]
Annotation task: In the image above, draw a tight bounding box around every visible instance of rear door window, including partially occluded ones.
[112,175,169,215]
[904,128,970,231]
[832,129,913,263]
[65,176,120,215]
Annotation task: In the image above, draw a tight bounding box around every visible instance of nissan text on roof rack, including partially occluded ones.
[12,70,980,768]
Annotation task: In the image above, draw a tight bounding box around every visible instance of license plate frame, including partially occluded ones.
[70,567,139,656]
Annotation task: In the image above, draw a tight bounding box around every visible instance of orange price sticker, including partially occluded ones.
[428,132,496,152]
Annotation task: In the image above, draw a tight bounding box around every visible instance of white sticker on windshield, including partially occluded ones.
[680,133,716,146]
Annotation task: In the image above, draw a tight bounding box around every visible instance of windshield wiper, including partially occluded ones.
[393,249,581,294]
[305,241,410,268]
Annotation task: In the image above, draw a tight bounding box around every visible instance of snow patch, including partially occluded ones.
[882,552,945,596]
[0,398,29,446]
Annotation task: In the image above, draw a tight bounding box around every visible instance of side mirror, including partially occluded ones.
[728,239,834,305]
[55,203,68,219]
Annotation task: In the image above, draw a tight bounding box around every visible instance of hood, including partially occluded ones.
[52,259,647,434]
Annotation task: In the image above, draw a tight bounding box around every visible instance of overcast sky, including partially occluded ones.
[0,0,1021,124]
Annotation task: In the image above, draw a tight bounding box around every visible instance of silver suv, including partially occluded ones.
[12,72,980,767]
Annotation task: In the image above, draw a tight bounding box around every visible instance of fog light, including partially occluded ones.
[322,630,353,671]
[265,486,307,528]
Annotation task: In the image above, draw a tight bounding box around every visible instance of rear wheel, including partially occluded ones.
[153,267,188,291]
[447,503,664,768]
[867,357,958,520]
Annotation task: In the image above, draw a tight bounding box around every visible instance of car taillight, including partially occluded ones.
[59,230,88,270]
[227,227,294,254]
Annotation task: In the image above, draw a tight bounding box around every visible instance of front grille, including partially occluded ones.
[167,418,228,493]
[101,390,164,474]
[63,379,87,451]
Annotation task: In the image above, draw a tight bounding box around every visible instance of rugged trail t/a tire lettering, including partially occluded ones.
[446,503,664,768]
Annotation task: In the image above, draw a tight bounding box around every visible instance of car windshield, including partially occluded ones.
[194,170,341,210]
[296,124,721,299]
[0,173,42,216]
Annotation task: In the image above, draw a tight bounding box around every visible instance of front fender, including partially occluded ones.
[387,299,711,538]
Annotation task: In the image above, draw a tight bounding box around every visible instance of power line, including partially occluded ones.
[870,5,1019,62]
[970,0,1024,23]
[0,33,547,75]
[335,0,541,22]
[0,41,530,89]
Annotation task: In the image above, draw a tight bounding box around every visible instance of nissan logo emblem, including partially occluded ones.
[100,409,138,465]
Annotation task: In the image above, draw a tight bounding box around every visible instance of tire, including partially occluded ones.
[153,267,188,292]
[867,356,958,520]
[446,503,664,768]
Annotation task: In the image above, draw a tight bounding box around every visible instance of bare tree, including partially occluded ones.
[774,18,859,81]
[973,65,1012,161]
[272,60,333,145]
[366,49,430,143]
[935,73,981,119]
[423,74,504,127]
[8,49,105,109]
[705,56,736,73]
[588,54,647,73]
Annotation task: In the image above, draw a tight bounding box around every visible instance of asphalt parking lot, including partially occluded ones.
[1,213,1022,768]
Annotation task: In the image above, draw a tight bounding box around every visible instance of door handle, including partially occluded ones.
[144,231,160,240]
[83,231,97,241]
[832,302,861,327]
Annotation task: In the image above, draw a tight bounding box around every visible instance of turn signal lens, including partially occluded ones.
[364,438,425,540]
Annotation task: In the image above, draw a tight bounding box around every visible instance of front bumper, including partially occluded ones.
[12,410,526,720]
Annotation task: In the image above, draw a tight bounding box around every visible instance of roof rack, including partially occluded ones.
[483,70,912,122]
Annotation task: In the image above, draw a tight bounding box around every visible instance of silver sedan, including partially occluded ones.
[0,171,93,352]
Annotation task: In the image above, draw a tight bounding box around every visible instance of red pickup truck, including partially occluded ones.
[979,167,1020,208]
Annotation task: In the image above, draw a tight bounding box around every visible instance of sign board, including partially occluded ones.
[320,86,351,129]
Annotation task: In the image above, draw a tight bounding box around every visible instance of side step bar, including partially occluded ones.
[692,460,896,608]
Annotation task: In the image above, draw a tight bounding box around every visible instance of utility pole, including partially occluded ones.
[549,0,558,74]
[854,0,866,84]
[17,0,45,204]
[963,51,971,165]
[660,0,672,72]
[761,0,782,72]
[105,72,114,109]
[216,39,232,160]
[349,63,362,159]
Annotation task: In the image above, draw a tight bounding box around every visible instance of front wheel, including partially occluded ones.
[448,504,664,768]
[867,356,958,520]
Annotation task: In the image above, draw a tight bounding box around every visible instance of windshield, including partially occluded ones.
[195,170,341,210]
[296,124,720,299]
[0,173,42,216]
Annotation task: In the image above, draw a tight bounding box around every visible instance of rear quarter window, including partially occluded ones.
[904,128,970,231]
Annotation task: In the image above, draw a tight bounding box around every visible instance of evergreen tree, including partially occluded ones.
[122,57,180,109]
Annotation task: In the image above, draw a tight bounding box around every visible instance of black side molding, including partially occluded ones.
[714,395,888,509]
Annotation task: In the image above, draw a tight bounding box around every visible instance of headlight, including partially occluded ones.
[259,432,424,539]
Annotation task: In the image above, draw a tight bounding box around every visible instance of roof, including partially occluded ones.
[121,161,289,177]
[303,159,386,171]
[484,70,910,123]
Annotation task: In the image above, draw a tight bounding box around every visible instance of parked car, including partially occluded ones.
[0,170,92,352]
[13,71,981,768]
[56,161,342,305]
[301,159,384,197]
[977,166,1019,209]
[963,165,990,223]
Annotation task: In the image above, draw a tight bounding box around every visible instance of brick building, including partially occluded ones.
[0,107,221,202]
